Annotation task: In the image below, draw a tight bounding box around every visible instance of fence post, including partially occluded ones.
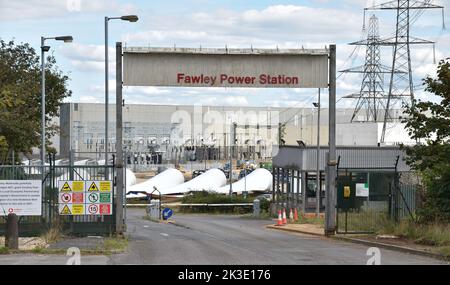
[115,41,125,234]
[5,213,18,250]
[388,182,393,220]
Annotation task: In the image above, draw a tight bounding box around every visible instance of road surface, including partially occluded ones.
[108,209,446,265]
[0,208,446,265]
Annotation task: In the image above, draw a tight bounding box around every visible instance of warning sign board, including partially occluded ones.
[58,180,113,216]
[99,181,112,192]
[72,181,85,192]
[72,193,84,204]
[88,182,99,192]
[72,204,84,215]
[60,182,72,192]
[59,204,72,215]
[59,193,72,204]
[87,204,99,215]
[87,192,99,203]
[100,193,111,203]
[100,204,112,215]
[344,186,351,198]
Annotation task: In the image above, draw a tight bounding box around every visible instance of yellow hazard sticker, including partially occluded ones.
[88,182,99,191]
[72,204,84,215]
[61,182,72,192]
[344,186,351,198]
[60,205,72,215]
[72,181,84,192]
[99,181,112,192]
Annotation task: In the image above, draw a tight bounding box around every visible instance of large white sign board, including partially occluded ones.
[0,180,42,216]
[123,47,329,88]
[356,183,369,197]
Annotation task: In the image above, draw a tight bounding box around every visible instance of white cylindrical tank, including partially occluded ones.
[217,168,273,194]
[126,168,137,187]
[127,168,185,195]
[161,169,227,195]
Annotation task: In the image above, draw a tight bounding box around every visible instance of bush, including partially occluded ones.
[417,169,450,223]
[182,191,252,204]
[180,191,255,214]
[259,198,270,212]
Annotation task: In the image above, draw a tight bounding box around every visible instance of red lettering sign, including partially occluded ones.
[178,73,299,86]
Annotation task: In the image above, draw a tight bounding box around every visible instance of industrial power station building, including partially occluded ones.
[56,103,411,161]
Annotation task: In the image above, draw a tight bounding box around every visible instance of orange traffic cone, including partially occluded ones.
[277,210,283,226]
[294,208,299,221]
[289,209,294,222]
[282,209,287,224]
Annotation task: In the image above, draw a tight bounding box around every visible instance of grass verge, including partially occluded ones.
[295,215,325,226]
[0,246,9,254]
[377,220,450,247]
[102,237,128,254]
[0,236,128,256]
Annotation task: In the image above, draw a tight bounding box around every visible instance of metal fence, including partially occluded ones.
[335,170,417,234]
[272,167,302,211]
[0,162,116,236]
[271,166,419,235]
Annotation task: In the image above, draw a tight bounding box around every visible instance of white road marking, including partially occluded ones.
[143,225,149,228]
[160,233,169,237]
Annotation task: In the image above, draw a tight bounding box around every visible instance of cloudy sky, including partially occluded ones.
[0,0,448,108]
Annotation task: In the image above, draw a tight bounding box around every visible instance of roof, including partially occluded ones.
[273,145,411,172]
[123,47,330,56]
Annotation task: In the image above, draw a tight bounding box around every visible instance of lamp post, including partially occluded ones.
[105,15,138,171]
[313,88,321,218]
[41,36,73,166]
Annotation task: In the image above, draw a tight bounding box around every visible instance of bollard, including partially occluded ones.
[5,213,19,250]
[147,199,161,220]
[253,199,260,218]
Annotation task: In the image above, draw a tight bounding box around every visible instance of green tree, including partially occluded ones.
[0,39,71,164]
[402,58,450,222]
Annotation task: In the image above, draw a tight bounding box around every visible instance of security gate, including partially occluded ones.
[0,156,116,236]
[336,157,415,234]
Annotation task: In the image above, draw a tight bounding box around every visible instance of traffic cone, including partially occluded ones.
[289,209,294,222]
[282,209,287,224]
[294,208,299,221]
[277,210,283,226]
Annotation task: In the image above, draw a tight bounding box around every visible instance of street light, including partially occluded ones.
[313,88,321,218]
[120,15,139,22]
[41,35,73,166]
[105,15,139,171]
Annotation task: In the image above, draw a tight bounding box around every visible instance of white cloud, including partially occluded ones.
[124,4,363,48]
[0,0,137,21]
[60,43,115,74]
[79,95,102,103]
[223,96,249,106]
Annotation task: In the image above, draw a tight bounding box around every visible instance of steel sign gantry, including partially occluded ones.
[116,45,337,235]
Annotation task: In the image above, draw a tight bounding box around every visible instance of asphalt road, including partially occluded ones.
[0,209,446,265]
[108,209,446,265]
